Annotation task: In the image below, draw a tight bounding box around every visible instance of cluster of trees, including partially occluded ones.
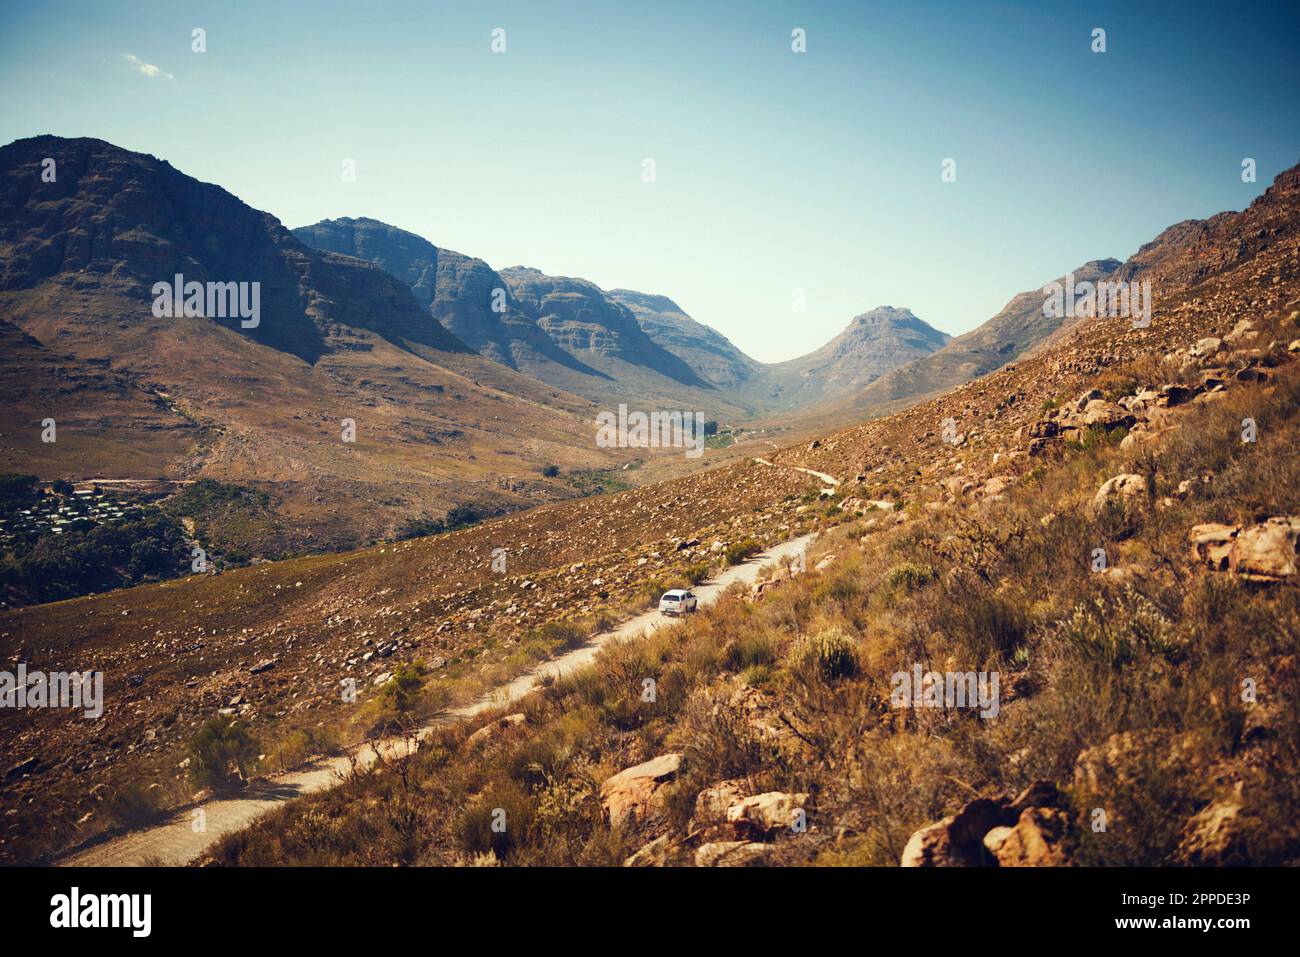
[1,510,190,605]
[0,473,191,605]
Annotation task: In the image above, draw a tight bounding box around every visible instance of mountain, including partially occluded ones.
[291,218,607,379]
[766,306,951,407]
[17,158,1297,869]
[495,267,712,390]
[843,260,1122,414]
[0,136,615,551]
[605,288,767,394]
[293,220,766,418]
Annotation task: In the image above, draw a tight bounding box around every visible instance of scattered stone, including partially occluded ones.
[694,841,775,867]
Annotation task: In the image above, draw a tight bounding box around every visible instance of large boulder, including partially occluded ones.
[600,753,682,827]
[983,807,1070,866]
[1189,523,1239,571]
[725,791,810,837]
[900,782,1068,867]
[1092,473,1148,515]
[1229,516,1300,581]
[900,799,1010,867]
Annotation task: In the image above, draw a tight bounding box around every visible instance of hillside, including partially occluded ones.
[767,306,951,407]
[292,218,607,379]
[840,260,1122,416]
[0,136,621,553]
[605,288,772,398]
[171,160,1299,868]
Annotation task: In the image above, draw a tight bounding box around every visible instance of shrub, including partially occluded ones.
[789,628,860,682]
[382,660,428,714]
[683,562,710,585]
[541,465,560,478]
[724,539,762,566]
[103,780,162,828]
[189,716,259,790]
[887,561,936,591]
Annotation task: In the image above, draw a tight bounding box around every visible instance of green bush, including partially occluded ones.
[887,561,937,591]
[683,562,710,585]
[724,539,762,565]
[189,716,259,790]
[382,660,428,714]
[789,628,860,682]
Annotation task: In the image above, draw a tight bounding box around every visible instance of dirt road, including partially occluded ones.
[752,457,840,487]
[59,534,814,866]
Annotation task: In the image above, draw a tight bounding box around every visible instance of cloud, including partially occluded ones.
[122,54,174,81]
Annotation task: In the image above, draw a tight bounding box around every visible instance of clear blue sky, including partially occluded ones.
[2,0,1298,362]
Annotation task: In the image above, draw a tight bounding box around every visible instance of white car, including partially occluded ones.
[658,589,698,616]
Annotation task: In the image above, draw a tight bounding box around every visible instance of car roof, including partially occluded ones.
[662,589,687,597]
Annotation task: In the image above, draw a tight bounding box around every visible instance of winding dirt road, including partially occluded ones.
[752,457,840,487]
[59,533,814,867]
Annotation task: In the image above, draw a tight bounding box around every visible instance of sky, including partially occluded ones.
[2,0,1298,363]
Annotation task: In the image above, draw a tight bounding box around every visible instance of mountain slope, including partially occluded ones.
[0,136,614,551]
[605,288,769,395]
[837,260,1122,415]
[292,218,607,379]
[766,306,951,407]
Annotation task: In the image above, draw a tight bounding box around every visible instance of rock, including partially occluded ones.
[1178,783,1251,865]
[624,834,676,867]
[1073,388,1103,411]
[466,712,526,748]
[248,658,276,675]
[1028,420,1060,439]
[5,756,39,779]
[725,791,809,836]
[694,841,775,867]
[1080,400,1136,430]
[983,807,1070,866]
[1189,523,1239,571]
[693,780,748,828]
[1092,474,1147,515]
[1189,337,1222,359]
[900,798,1010,867]
[1228,516,1300,580]
[1288,339,1300,354]
[1157,384,1196,407]
[600,753,682,827]
[1223,320,1258,345]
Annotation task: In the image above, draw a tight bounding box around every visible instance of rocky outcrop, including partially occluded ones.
[1189,516,1300,580]
[600,753,682,827]
[900,782,1070,867]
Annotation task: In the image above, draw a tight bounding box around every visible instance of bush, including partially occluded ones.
[683,562,710,585]
[724,539,762,566]
[382,660,428,715]
[887,561,936,591]
[541,465,560,478]
[103,780,162,828]
[189,716,259,790]
[789,628,860,682]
